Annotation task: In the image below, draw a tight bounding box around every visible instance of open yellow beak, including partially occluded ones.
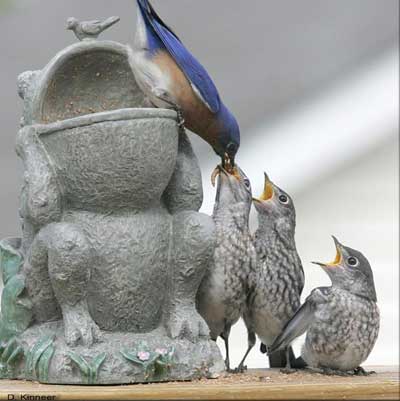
[253,172,274,202]
[312,236,343,268]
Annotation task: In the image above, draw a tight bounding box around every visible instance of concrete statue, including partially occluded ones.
[0,18,224,385]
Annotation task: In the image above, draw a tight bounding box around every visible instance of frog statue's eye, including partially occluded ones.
[278,194,289,204]
[347,256,359,267]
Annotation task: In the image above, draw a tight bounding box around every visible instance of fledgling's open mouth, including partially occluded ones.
[312,236,343,268]
[253,173,274,203]
[211,164,240,187]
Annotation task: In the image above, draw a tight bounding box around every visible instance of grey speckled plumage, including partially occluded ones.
[269,237,380,374]
[238,173,304,371]
[196,166,256,371]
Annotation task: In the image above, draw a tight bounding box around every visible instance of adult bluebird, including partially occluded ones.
[269,237,380,376]
[132,0,240,169]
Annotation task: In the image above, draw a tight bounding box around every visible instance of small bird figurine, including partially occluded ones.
[132,0,240,170]
[268,237,380,376]
[237,173,305,372]
[196,166,256,372]
[67,16,120,41]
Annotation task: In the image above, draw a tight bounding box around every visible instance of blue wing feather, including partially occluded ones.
[137,0,221,113]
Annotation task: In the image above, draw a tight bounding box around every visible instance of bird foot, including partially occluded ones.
[150,88,186,131]
[280,368,298,374]
[232,364,248,374]
[305,367,354,377]
[354,366,376,376]
[176,108,186,128]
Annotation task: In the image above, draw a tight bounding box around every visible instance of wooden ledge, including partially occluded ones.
[0,366,398,400]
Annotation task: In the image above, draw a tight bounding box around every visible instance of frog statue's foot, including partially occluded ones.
[61,301,102,347]
[23,222,99,348]
[168,305,210,342]
[166,211,215,343]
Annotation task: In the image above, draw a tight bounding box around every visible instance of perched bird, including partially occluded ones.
[269,236,380,376]
[132,0,240,169]
[66,16,120,41]
[196,166,256,371]
[237,173,305,372]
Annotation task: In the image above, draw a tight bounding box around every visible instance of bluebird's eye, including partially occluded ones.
[227,142,238,154]
[347,256,359,267]
[243,178,251,189]
[278,194,289,204]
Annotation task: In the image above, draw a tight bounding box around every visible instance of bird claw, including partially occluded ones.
[232,364,248,374]
[280,367,298,375]
[175,108,185,126]
[354,366,376,376]
[149,88,186,131]
[305,367,353,377]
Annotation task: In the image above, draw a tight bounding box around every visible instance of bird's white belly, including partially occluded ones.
[302,341,365,371]
[197,260,244,339]
[129,49,173,108]
[253,309,285,346]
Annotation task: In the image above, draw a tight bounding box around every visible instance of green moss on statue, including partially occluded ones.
[0,238,33,342]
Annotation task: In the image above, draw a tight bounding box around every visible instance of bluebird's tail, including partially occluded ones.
[136,0,179,40]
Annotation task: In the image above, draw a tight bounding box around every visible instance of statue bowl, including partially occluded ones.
[34,108,179,211]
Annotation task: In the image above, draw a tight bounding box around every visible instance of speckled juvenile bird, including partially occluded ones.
[237,173,304,372]
[132,0,240,170]
[196,166,256,372]
[66,16,120,41]
[269,237,380,376]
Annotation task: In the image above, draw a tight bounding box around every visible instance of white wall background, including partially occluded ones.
[198,50,399,367]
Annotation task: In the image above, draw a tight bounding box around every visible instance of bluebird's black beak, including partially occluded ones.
[222,142,239,174]
[222,152,234,175]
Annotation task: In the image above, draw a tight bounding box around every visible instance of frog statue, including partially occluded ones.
[0,21,224,384]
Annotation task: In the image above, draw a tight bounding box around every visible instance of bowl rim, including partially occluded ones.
[33,108,178,136]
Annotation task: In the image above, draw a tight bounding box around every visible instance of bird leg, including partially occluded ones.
[234,330,256,373]
[279,347,298,374]
[220,327,232,372]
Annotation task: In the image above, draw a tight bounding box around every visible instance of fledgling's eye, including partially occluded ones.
[243,178,251,189]
[347,256,359,267]
[278,194,289,204]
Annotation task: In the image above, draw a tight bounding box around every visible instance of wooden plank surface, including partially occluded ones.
[0,366,398,400]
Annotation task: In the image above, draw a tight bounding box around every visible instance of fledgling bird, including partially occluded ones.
[132,0,240,170]
[237,173,305,372]
[66,16,120,41]
[268,237,380,376]
[196,166,256,372]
